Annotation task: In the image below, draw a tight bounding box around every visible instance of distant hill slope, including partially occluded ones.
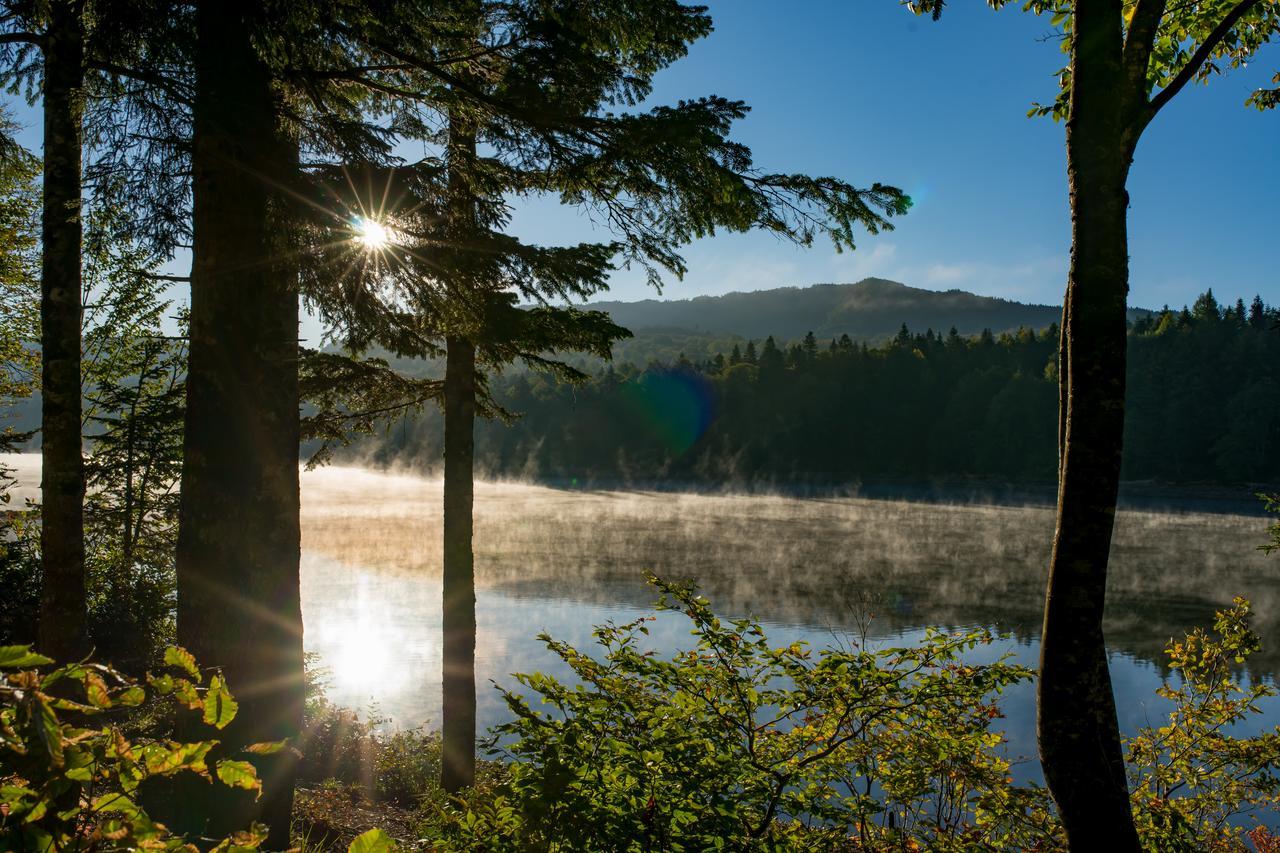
[592,278,1150,343]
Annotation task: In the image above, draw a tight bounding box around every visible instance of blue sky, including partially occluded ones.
[5,1,1277,320]
[506,0,1269,312]
[514,0,1278,310]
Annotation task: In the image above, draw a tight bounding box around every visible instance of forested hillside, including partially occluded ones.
[350,290,1280,487]
[590,277,1152,342]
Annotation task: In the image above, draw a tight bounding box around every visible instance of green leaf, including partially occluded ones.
[216,759,261,796]
[164,646,201,682]
[203,673,238,729]
[143,740,214,776]
[0,645,52,668]
[34,695,63,767]
[92,792,141,817]
[348,828,399,853]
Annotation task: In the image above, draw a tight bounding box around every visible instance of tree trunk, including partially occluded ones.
[37,0,87,662]
[1037,1,1140,847]
[441,333,477,793]
[172,0,302,844]
[440,102,478,792]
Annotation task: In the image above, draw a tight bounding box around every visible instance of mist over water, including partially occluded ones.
[298,464,1279,778]
[6,454,1274,780]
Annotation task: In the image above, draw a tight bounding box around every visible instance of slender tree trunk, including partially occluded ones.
[172,0,302,844]
[440,105,478,793]
[441,333,476,793]
[37,0,87,662]
[120,347,147,570]
[1037,1,1140,847]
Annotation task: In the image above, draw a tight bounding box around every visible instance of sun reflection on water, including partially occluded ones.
[305,567,425,705]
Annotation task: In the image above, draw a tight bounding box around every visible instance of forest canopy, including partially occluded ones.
[344,289,1280,488]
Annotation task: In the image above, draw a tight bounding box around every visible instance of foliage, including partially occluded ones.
[432,573,1050,851]
[0,111,41,650]
[0,644,270,850]
[0,109,39,459]
[1259,494,1280,556]
[80,204,187,672]
[300,660,501,809]
[418,580,1280,850]
[1127,598,1280,851]
[0,193,186,668]
[906,0,1280,119]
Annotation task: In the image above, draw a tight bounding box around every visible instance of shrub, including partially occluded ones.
[0,643,270,850]
[429,577,1280,851]
[1127,597,1280,851]
[432,573,1052,851]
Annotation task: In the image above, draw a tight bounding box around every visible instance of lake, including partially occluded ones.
[297,464,1279,781]
[4,454,1276,781]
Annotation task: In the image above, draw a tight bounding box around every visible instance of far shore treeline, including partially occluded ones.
[341,289,1280,488]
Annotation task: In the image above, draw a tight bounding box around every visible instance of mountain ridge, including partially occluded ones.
[588,277,1150,343]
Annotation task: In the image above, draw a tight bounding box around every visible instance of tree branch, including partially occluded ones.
[87,60,192,106]
[1147,0,1263,118]
[1123,0,1168,111]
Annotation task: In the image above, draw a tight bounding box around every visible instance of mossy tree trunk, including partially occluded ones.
[173,0,302,844]
[37,0,88,662]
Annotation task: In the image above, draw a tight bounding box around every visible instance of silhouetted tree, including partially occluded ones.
[911,0,1280,844]
[172,1,302,843]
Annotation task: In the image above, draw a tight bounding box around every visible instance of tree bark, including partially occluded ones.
[440,103,478,793]
[1038,1,1141,847]
[37,0,88,662]
[441,332,477,793]
[172,0,302,844]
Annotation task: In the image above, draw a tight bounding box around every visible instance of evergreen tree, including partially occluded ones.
[1192,288,1222,323]
[0,0,89,660]
[1251,295,1268,329]
[171,1,303,842]
[759,335,785,373]
[299,0,906,791]
[802,330,818,361]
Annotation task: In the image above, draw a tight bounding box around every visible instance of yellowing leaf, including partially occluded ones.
[215,759,261,797]
[164,646,201,682]
[173,678,202,711]
[203,674,238,729]
[143,740,214,776]
[85,672,111,708]
[242,739,289,755]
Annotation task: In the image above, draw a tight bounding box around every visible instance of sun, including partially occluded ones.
[354,217,392,250]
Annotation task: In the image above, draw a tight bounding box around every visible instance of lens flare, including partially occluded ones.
[354,217,391,250]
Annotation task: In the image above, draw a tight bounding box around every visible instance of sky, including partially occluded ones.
[528,0,1279,310]
[4,0,1278,324]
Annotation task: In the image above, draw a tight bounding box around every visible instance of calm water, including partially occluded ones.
[4,454,1275,779]
[298,465,1280,778]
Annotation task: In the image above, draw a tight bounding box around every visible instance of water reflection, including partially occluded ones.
[299,465,1280,773]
